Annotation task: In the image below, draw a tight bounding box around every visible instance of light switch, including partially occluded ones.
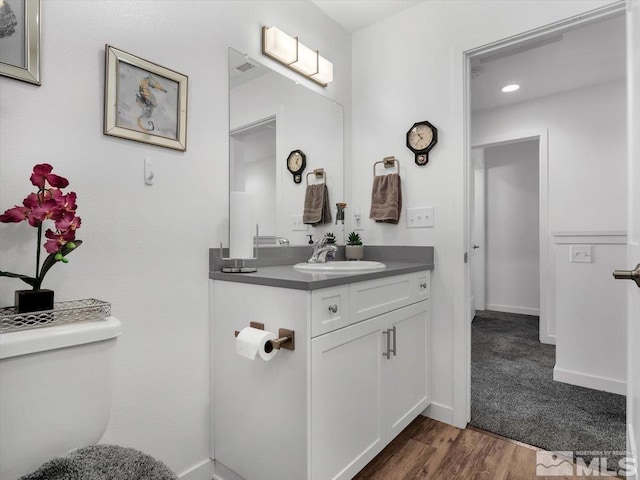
[407,207,434,228]
[570,245,593,263]
[291,215,308,231]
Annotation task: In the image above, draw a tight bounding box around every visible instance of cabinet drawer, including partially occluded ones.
[311,285,350,337]
[349,274,414,323]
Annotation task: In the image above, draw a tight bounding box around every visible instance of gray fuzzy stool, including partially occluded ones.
[19,444,177,480]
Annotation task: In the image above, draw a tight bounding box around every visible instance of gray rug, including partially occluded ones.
[471,310,625,458]
[18,444,177,480]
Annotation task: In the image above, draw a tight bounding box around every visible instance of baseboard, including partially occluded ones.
[422,402,454,425]
[485,304,540,316]
[539,333,556,345]
[213,460,246,480]
[178,458,214,480]
[553,366,626,395]
[628,423,638,480]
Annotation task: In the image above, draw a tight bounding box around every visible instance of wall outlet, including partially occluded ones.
[570,245,593,263]
[291,215,308,231]
[406,207,434,228]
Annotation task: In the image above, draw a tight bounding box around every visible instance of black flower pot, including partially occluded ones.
[15,289,54,313]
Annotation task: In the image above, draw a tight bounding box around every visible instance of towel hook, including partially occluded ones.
[306,168,326,185]
[373,156,400,177]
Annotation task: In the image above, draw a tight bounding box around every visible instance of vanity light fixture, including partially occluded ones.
[501,83,521,93]
[262,26,333,87]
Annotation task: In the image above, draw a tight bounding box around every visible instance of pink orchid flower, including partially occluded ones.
[55,213,81,232]
[0,205,29,223]
[44,228,76,254]
[30,163,69,189]
[52,189,77,213]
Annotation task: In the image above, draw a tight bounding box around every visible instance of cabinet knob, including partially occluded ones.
[420,282,427,289]
[328,304,338,313]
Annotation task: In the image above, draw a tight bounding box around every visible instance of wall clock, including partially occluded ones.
[406,121,438,166]
[287,149,306,184]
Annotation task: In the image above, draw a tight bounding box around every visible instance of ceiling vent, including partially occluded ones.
[236,62,255,73]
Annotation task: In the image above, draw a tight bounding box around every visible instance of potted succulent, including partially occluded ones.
[345,231,364,261]
[0,164,82,313]
[324,232,336,244]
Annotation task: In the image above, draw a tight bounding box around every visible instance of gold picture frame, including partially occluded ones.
[0,0,41,85]
[104,45,188,151]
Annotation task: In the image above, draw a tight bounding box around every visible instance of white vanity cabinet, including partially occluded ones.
[212,270,430,480]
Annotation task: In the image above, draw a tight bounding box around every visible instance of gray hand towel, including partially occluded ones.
[19,444,177,480]
[369,173,402,224]
[303,184,332,225]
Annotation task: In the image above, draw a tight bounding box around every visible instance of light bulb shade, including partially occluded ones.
[311,55,333,85]
[261,26,333,87]
[262,26,298,65]
[290,43,319,76]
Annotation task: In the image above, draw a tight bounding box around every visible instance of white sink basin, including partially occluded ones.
[293,261,386,273]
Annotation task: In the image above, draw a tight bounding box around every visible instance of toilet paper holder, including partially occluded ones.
[234,322,295,351]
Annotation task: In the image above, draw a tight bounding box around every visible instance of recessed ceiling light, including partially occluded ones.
[501,84,520,93]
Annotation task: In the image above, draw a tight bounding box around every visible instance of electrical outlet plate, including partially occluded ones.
[406,207,434,228]
[570,245,593,263]
[291,215,308,231]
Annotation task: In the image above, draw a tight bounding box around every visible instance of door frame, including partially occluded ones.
[452,0,627,428]
[471,132,551,342]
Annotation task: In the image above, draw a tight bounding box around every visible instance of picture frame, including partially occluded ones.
[0,0,41,85]
[104,45,188,151]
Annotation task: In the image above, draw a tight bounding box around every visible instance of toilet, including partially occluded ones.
[0,317,121,480]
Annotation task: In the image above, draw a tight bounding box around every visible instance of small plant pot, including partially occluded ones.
[15,289,54,313]
[345,245,364,261]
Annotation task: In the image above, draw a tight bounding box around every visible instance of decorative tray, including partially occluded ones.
[0,299,111,334]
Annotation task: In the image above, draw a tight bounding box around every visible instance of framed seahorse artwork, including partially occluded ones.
[0,0,41,85]
[104,45,188,151]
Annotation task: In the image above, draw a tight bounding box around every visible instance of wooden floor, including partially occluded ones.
[353,416,607,480]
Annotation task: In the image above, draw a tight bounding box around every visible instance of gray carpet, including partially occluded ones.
[471,310,626,457]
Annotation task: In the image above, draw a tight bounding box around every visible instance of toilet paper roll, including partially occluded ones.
[235,327,278,361]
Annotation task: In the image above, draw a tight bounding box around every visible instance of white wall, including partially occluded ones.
[484,140,540,315]
[473,80,627,234]
[553,235,627,395]
[350,0,620,425]
[0,1,351,478]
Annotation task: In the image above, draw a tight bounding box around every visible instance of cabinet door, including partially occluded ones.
[311,316,386,480]
[384,301,430,441]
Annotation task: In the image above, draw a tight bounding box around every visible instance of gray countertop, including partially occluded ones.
[209,245,434,290]
[209,261,433,290]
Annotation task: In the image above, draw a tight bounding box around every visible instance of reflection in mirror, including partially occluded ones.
[229,48,344,247]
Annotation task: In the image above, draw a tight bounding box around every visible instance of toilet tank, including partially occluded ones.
[0,317,121,480]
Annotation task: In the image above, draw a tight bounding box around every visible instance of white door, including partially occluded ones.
[385,302,430,440]
[311,316,386,480]
[473,163,486,312]
[623,0,640,472]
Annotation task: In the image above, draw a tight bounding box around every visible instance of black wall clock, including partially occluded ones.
[406,121,438,166]
[287,149,306,184]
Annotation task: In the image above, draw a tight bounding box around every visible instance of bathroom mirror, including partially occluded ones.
[228,48,344,247]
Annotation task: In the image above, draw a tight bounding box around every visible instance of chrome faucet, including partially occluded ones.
[308,237,338,263]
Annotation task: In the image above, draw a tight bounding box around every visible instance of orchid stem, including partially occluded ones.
[35,222,42,290]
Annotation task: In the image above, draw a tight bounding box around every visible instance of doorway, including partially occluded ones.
[463,3,628,456]
[472,138,541,318]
